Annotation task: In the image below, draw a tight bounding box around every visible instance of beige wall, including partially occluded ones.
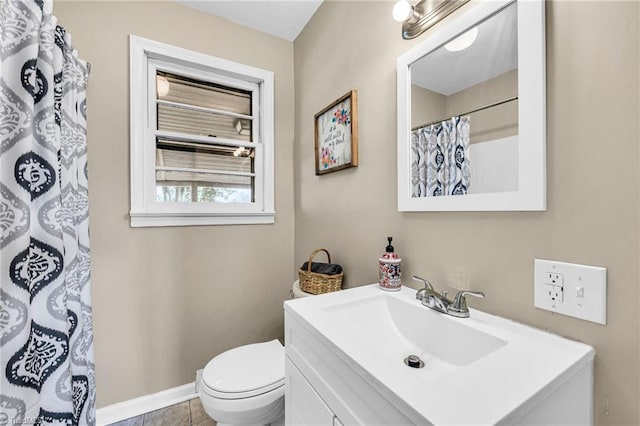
[52,0,640,421]
[295,1,639,425]
[446,69,517,143]
[410,85,445,128]
[54,1,295,407]
[412,69,517,142]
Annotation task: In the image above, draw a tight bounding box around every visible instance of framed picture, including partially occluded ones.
[314,90,358,175]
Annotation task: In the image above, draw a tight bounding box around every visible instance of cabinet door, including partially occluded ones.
[285,357,336,426]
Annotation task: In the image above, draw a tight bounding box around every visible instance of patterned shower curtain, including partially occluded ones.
[0,0,95,424]
[411,116,471,197]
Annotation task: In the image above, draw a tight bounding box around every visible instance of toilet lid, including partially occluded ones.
[202,339,284,398]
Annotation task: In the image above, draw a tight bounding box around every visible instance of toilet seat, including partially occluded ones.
[201,379,284,400]
[201,339,284,400]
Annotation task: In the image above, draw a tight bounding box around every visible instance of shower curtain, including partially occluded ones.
[411,116,471,197]
[0,0,95,424]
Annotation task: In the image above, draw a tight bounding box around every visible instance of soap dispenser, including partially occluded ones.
[379,237,401,291]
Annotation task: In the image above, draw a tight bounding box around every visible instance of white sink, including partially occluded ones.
[285,284,595,425]
[323,293,506,370]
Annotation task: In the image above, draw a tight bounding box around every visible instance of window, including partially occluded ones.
[129,36,274,227]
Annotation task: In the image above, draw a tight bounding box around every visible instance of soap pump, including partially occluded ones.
[379,236,401,291]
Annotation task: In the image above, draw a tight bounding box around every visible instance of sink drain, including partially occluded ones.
[403,354,425,368]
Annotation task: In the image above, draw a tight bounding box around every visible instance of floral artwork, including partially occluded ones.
[321,146,336,169]
[318,98,352,171]
[314,90,358,175]
[333,107,351,126]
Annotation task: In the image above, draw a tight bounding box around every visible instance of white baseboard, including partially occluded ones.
[96,382,197,425]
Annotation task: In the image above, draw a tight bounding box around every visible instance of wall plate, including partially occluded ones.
[534,259,607,325]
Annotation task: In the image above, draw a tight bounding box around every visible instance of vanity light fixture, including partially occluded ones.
[444,26,478,52]
[393,0,421,24]
[393,0,469,39]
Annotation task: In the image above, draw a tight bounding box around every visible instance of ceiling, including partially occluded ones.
[178,0,324,42]
[411,2,518,96]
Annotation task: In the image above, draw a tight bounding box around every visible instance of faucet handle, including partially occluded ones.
[412,275,434,290]
[412,275,435,301]
[448,290,485,318]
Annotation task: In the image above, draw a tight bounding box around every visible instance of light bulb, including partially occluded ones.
[393,0,413,22]
[445,26,479,52]
[156,75,170,97]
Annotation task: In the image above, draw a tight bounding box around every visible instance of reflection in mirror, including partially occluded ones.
[397,0,545,212]
[409,2,518,197]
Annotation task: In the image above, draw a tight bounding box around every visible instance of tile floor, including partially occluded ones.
[107,398,215,426]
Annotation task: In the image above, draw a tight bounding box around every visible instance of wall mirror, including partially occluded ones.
[397,0,546,211]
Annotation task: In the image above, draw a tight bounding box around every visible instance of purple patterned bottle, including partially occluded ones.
[379,237,401,291]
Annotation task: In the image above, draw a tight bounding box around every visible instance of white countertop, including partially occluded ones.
[284,284,595,425]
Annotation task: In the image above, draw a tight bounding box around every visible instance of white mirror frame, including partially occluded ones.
[397,0,546,212]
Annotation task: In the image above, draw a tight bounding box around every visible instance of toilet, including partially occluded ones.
[199,339,285,426]
[199,281,314,426]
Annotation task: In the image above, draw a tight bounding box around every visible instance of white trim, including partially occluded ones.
[129,35,275,227]
[96,382,197,426]
[130,211,275,227]
[396,0,546,212]
[135,36,271,86]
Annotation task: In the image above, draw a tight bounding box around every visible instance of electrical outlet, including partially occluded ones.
[544,284,564,304]
[542,270,564,305]
[534,259,607,325]
[545,272,563,286]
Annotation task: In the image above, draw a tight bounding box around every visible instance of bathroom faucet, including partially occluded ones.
[412,275,484,318]
[447,290,485,318]
[412,275,434,299]
[412,275,451,314]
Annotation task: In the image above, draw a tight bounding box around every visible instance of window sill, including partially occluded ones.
[129,211,275,227]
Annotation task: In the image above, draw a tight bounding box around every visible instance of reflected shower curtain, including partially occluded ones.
[411,116,471,197]
[0,0,95,424]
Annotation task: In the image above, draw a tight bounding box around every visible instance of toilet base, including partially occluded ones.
[216,413,283,426]
[270,413,284,426]
[199,384,284,426]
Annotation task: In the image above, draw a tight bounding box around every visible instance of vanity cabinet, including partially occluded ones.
[285,357,338,425]
[284,285,594,426]
[284,311,423,425]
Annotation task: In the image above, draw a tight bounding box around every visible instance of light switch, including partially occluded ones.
[534,259,606,325]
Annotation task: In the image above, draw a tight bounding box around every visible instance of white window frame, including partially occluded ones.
[129,35,275,227]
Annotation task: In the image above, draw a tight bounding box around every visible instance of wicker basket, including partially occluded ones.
[298,248,343,295]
